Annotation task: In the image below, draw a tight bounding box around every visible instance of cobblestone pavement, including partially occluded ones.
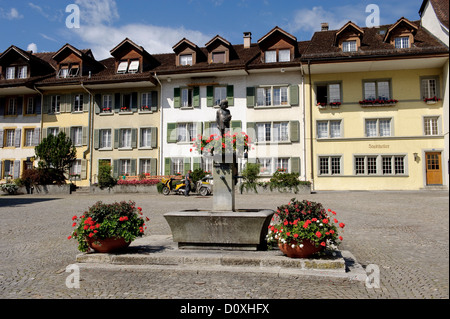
[0,190,448,300]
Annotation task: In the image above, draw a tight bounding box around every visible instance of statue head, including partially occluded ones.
[219,99,228,110]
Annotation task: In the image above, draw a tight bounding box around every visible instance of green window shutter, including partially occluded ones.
[193,86,200,108]
[196,122,203,139]
[114,93,121,112]
[113,160,119,178]
[246,122,256,142]
[150,158,157,176]
[290,121,300,143]
[82,126,88,146]
[193,157,201,171]
[131,92,138,112]
[151,91,158,112]
[0,130,3,148]
[93,129,100,149]
[291,157,300,174]
[184,158,191,174]
[246,87,255,108]
[94,94,101,114]
[167,123,177,143]
[164,158,171,175]
[114,129,120,149]
[151,127,158,148]
[204,122,211,136]
[231,120,242,132]
[289,85,299,106]
[81,160,87,179]
[227,85,234,106]
[130,159,137,176]
[206,86,214,107]
[43,96,50,114]
[131,128,137,148]
[62,94,71,113]
[83,94,90,112]
[174,88,181,108]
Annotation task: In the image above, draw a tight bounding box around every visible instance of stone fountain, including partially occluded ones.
[164,100,274,251]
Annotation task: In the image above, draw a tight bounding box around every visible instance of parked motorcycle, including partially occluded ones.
[161,177,186,195]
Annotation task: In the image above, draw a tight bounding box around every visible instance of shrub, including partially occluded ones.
[269,170,311,193]
[98,162,117,189]
[239,163,260,193]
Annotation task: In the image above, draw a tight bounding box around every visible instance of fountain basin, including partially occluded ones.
[164,210,275,251]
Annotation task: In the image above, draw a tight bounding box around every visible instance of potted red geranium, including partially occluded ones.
[267,198,345,258]
[68,201,149,253]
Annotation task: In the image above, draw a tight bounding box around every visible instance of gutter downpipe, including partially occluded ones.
[81,82,93,185]
[153,72,163,175]
[33,85,44,163]
[300,63,307,182]
[307,60,315,192]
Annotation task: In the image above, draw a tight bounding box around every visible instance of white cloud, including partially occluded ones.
[0,7,24,20]
[27,43,38,53]
[70,23,211,60]
[75,0,119,25]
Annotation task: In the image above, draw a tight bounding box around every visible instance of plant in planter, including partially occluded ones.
[68,201,149,253]
[268,169,311,194]
[0,182,19,195]
[267,198,345,258]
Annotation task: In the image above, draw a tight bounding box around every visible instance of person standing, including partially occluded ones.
[185,170,192,196]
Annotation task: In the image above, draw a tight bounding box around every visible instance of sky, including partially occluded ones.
[0,0,424,61]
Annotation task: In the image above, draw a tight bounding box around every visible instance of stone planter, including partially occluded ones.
[278,239,324,258]
[164,209,275,251]
[33,184,71,195]
[90,185,158,194]
[239,184,311,195]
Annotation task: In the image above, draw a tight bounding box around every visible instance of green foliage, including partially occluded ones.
[69,201,149,252]
[34,132,76,185]
[0,183,19,195]
[98,161,117,189]
[269,170,311,194]
[239,162,260,193]
[190,168,207,191]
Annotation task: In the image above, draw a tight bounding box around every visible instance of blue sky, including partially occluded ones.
[0,0,424,60]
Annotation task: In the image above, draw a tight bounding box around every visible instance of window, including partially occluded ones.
[273,122,289,142]
[5,130,15,147]
[421,78,438,100]
[68,64,80,77]
[120,129,132,148]
[6,67,15,79]
[256,122,289,143]
[355,155,406,175]
[70,160,82,177]
[342,40,357,52]
[202,157,213,174]
[58,66,69,78]
[180,54,193,66]
[121,93,132,112]
[265,49,290,63]
[365,119,391,137]
[117,61,128,74]
[48,127,59,137]
[181,88,194,108]
[73,94,83,112]
[120,159,131,176]
[177,123,196,143]
[257,158,272,175]
[316,83,341,105]
[2,160,14,178]
[317,120,342,139]
[256,123,271,142]
[140,159,152,175]
[100,129,111,149]
[26,97,35,115]
[24,129,35,147]
[424,117,439,136]
[212,52,225,63]
[71,127,83,146]
[18,66,28,79]
[319,156,342,175]
[102,95,112,113]
[214,87,227,106]
[276,158,289,172]
[128,60,139,73]
[51,95,61,113]
[141,93,153,111]
[6,98,17,115]
[256,86,288,107]
[171,158,184,175]
[394,37,409,48]
[364,80,391,100]
[140,128,152,148]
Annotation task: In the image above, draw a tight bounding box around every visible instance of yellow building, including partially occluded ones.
[303,19,448,191]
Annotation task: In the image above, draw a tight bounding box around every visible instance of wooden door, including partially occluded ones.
[426,152,443,185]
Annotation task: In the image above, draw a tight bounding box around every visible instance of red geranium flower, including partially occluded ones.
[315,231,322,238]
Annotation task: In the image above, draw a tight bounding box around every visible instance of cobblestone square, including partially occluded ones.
[0,190,448,300]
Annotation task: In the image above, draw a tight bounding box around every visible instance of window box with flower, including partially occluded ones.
[359,98,398,107]
[317,102,327,109]
[266,198,345,258]
[424,96,441,104]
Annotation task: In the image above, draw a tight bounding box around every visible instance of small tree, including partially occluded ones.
[240,162,260,193]
[98,160,117,189]
[34,132,77,185]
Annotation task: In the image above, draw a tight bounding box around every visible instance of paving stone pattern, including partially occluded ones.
[0,191,448,299]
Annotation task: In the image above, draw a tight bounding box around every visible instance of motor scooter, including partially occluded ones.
[161,177,186,195]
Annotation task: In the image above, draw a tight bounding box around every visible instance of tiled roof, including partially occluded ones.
[420,0,449,29]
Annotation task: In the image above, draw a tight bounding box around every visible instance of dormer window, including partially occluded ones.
[342,40,357,52]
[18,66,28,79]
[394,37,410,49]
[212,51,225,64]
[258,27,297,64]
[265,49,291,63]
[180,54,193,66]
[117,61,128,74]
[6,67,15,79]
[57,64,80,78]
[278,49,291,62]
[128,60,139,73]
[265,51,276,63]
[68,64,79,77]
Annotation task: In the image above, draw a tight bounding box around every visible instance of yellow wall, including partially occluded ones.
[305,67,445,190]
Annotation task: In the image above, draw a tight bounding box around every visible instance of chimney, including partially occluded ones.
[243,32,252,48]
[321,23,329,31]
